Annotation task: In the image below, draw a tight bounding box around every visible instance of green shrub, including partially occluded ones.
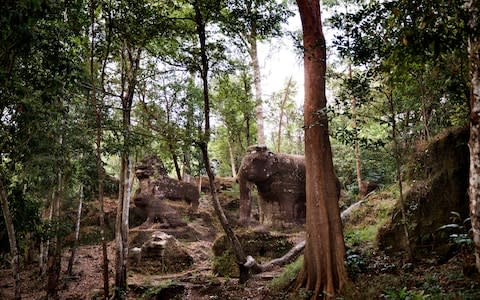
[213,250,238,277]
[269,256,304,292]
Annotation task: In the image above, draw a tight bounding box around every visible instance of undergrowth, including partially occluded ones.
[269,256,304,294]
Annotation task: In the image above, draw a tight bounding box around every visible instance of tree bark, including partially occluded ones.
[169,143,182,180]
[295,1,348,298]
[277,76,293,153]
[67,184,84,276]
[114,154,128,299]
[40,191,54,276]
[246,241,306,274]
[248,29,266,145]
[89,0,111,295]
[387,90,413,261]
[227,139,237,177]
[114,111,133,299]
[193,0,250,282]
[46,172,63,299]
[114,40,140,299]
[0,177,21,300]
[468,0,480,272]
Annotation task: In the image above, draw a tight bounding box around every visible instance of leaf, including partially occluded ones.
[437,224,462,230]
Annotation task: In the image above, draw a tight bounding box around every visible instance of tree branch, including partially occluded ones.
[243,200,364,274]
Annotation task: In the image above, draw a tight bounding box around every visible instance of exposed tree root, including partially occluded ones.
[243,200,363,274]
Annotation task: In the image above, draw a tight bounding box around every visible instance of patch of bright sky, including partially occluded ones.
[258,10,304,107]
[258,7,336,108]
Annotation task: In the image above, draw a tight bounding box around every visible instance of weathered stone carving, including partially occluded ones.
[128,231,193,273]
[237,145,341,227]
[133,156,200,226]
[237,145,305,227]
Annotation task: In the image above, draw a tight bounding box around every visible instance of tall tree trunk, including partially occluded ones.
[468,0,480,272]
[97,115,110,300]
[0,177,21,300]
[114,40,139,299]
[114,154,128,299]
[89,0,110,295]
[227,139,237,177]
[295,1,348,298]
[169,143,182,180]
[242,72,252,146]
[348,65,363,194]
[114,149,132,299]
[114,104,132,299]
[193,0,249,282]
[67,184,84,275]
[46,172,63,299]
[40,191,54,276]
[248,30,265,145]
[276,76,293,153]
[387,91,413,261]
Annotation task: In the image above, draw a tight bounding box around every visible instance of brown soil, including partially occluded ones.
[2,188,480,299]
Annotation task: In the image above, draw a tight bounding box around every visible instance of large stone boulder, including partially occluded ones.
[377,127,469,257]
[212,231,294,277]
[129,231,193,273]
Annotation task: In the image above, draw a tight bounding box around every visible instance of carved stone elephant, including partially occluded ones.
[237,145,307,226]
[237,145,340,227]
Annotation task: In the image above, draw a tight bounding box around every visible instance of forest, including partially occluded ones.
[2,0,480,299]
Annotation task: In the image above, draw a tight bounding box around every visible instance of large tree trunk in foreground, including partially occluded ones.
[468,0,480,272]
[114,92,135,299]
[0,177,21,300]
[295,1,348,298]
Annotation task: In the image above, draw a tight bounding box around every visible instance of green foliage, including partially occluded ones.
[437,211,473,248]
[344,225,379,246]
[328,0,469,145]
[345,249,367,279]
[382,287,426,300]
[220,0,294,47]
[141,280,178,299]
[213,249,238,277]
[211,71,256,176]
[265,77,304,154]
[269,256,304,293]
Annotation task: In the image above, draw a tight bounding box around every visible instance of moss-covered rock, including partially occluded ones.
[212,231,294,277]
[129,231,193,274]
[377,127,469,257]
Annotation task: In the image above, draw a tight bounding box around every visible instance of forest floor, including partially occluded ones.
[2,189,480,299]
